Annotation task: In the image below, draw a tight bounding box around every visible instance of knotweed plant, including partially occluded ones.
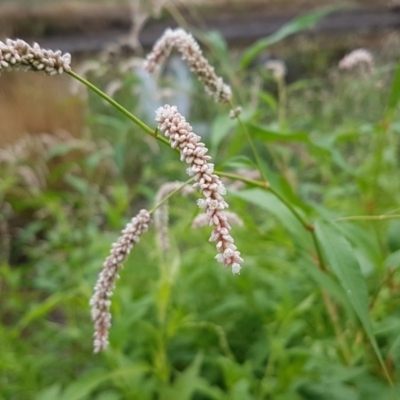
[1,28,396,388]
[338,48,374,76]
[90,209,151,353]
[144,28,232,103]
[155,104,243,274]
[0,39,71,75]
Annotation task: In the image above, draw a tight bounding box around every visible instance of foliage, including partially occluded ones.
[2,9,400,400]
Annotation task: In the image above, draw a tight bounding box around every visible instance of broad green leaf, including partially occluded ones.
[387,60,400,117]
[61,366,150,400]
[315,220,389,380]
[60,370,109,400]
[14,288,80,334]
[258,92,277,110]
[161,353,203,400]
[233,188,310,247]
[248,123,310,143]
[210,114,237,152]
[219,155,257,170]
[64,173,90,194]
[34,384,62,400]
[240,7,338,69]
[385,250,400,270]
[298,258,353,317]
[204,30,229,58]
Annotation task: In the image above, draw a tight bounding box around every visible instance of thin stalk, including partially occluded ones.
[67,70,170,147]
[216,170,269,189]
[277,76,287,129]
[335,214,400,222]
[322,291,352,363]
[231,102,270,187]
[149,178,194,214]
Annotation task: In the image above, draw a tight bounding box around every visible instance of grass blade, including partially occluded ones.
[240,7,338,69]
[315,220,393,385]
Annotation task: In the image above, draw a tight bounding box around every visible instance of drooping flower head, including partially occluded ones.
[144,28,232,103]
[0,39,71,75]
[155,105,243,274]
[338,49,374,73]
[90,209,151,352]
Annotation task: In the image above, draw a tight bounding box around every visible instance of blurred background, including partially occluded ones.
[2,1,400,399]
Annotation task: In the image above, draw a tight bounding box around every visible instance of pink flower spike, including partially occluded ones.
[0,38,71,75]
[144,28,232,103]
[90,209,151,353]
[155,105,243,274]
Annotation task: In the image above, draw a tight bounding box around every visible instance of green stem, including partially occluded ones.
[149,178,194,214]
[218,170,352,362]
[231,102,270,187]
[335,214,400,222]
[67,70,170,147]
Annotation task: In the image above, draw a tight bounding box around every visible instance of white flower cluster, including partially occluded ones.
[338,49,373,71]
[144,28,232,103]
[0,39,71,75]
[155,105,243,274]
[192,211,243,229]
[90,209,151,353]
[265,59,287,80]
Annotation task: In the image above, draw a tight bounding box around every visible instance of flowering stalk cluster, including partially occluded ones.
[0,39,71,75]
[155,105,243,274]
[144,28,232,103]
[90,209,151,353]
[338,48,374,72]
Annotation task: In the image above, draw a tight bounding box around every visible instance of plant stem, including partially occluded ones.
[231,103,270,187]
[67,70,170,147]
[218,170,352,363]
[149,178,194,214]
[335,214,400,222]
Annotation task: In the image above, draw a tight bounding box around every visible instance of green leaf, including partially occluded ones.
[232,188,310,247]
[248,123,310,143]
[219,155,257,170]
[61,365,150,400]
[14,288,80,334]
[240,7,338,69]
[210,114,237,151]
[60,370,108,400]
[298,258,353,317]
[315,220,390,381]
[387,60,400,116]
[204,30,229,58]
[258,92,277,110]
[64,173,90,194]
[35,384,62,400]
[161,354,204,400]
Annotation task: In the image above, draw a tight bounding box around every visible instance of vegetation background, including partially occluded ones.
[1,2,400,399]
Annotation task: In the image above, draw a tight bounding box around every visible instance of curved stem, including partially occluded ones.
[230,102,270,187]
[149,178,194,214]
[67,70,170,147]
[218,170,351,362]
[335,214,400,222]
